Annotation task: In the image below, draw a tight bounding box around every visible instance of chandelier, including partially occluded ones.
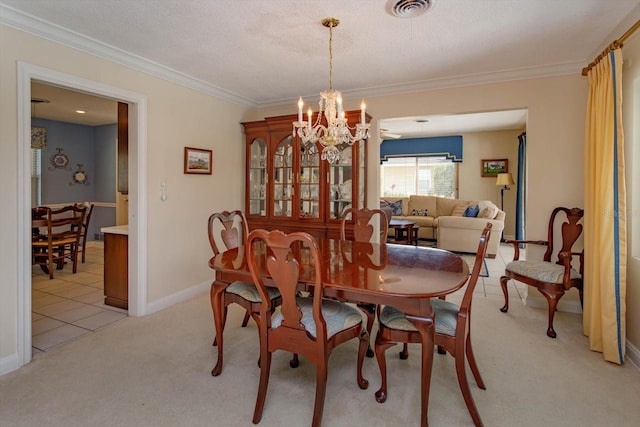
[292,17,370,164]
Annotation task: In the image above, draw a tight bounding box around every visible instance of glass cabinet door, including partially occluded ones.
[328,143,354,220]
[248,137,267,216]
[272,136,294,218]
[299,143,321,219]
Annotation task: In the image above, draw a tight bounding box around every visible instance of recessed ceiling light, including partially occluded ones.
[386,0,435,18]
[75,110,86,114]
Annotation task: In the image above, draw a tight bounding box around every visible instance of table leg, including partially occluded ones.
[406,312,435,427]
[407,225,414,245]
[210,281,227,376]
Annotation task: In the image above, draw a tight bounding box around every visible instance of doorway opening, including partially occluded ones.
[17,62,148,368]
[30,82,127,354]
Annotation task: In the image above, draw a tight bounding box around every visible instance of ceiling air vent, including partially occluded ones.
[386,0,434,18]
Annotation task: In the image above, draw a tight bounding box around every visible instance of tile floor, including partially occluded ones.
[31,241,127,355]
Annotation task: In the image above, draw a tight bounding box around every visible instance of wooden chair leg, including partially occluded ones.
[400,343,409,359]
[212,306,228,347]
[455,346,484,427]
[312,360,328,427]
[539,289,563,338]
[499,276,510,313]
[374,335,396,403]
[465,333,485,390]
[252,351,271,424]
[241,310,251,327]
[357,303,376,357]
[289,353,299,368]
[357,330,370,389]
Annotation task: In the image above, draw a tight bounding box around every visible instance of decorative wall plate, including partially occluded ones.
[70,163,90,186]
[49,147,71,171]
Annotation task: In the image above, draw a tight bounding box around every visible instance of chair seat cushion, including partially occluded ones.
[272,297,363,338]
[506,260,581,284]
[379,299,459,337]
[226,280,280,303]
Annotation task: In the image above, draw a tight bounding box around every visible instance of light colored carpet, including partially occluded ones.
[1,291,639,426]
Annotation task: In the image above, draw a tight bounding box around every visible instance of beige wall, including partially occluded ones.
[623,31,640,359]
[457,129,523,238]
[0,25,251,367]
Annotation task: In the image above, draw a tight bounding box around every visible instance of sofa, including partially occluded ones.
[380,195,505,258]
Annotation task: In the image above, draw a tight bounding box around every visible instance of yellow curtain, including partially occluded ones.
[583,49,627,364]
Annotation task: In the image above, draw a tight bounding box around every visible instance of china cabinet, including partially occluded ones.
[242,112,368,239]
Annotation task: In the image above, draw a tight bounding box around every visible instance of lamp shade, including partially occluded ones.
[496,172,515,186]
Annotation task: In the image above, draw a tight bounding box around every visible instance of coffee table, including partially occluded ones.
[388,219,419,245]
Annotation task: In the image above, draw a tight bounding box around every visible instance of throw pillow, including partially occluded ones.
[463,204,480,217]
[478,203,498,219]
[411,208,429,216]
[389,199,403,216]
[380,199,390,208]
[451,203,468,216]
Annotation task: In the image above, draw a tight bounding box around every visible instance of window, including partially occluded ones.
[31,149,42,207]
[381,156,457,198]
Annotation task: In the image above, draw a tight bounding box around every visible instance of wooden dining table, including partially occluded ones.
[209,238,469,427]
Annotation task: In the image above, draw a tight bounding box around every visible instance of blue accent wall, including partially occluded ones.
[33,118,117,240]
[380,136,463,162]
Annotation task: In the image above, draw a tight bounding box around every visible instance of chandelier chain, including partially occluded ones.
[328,20,333,91]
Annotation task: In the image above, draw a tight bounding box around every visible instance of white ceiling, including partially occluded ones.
[6,0,640,133]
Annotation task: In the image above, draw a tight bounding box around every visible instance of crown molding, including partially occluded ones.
[0,4,257,108]
[1,3,584,112]
[256,60,583,111]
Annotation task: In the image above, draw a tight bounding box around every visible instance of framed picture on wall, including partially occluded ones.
[481,158,508,177]
[184,147,213,175]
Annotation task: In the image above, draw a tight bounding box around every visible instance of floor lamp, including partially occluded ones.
[496,173,515,211]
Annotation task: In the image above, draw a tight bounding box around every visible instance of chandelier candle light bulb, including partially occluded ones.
[292,17,370,164]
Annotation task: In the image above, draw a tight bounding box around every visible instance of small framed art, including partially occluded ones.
[481,158,508,177]
[184,147,213,175]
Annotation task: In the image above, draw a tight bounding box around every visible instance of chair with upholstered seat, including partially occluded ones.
[340,207,389,357]
[207,210,282,350]
[373,223,492,427]
[32,205,87,280]
[247,229,369,427]
[499,207,584,338]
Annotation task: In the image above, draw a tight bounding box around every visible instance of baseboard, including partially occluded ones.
[146,279,211,315]
[0,352,20,377]
[626,340,640,371]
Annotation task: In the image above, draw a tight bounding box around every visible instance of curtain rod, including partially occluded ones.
[581,19,640,76]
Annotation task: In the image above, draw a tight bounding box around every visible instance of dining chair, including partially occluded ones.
[32,205,87,280]
[207,210,282,346]
[340,207,389,242]
[247,229,369,427]
[373,223,492,427]
[499,207,584,338]
[340,207,389,357]
[74,202,94,263]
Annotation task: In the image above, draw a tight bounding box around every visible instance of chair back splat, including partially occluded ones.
[247,229,369,427]
[500,207,584,338]
[341,207,389,243]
